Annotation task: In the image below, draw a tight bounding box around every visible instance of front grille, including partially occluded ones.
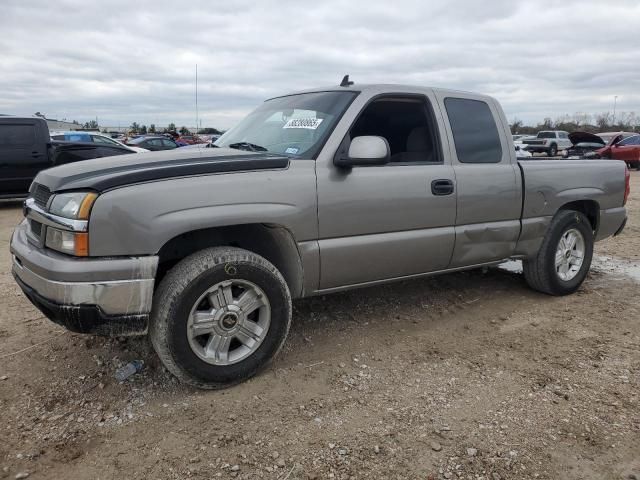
[30,219,43,239]
[32,183,52,209]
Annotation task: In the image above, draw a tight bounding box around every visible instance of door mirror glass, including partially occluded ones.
[335,136,390,167]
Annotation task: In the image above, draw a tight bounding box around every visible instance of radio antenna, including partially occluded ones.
[340,75,354,87]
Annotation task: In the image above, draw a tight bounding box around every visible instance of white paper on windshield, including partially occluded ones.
[283,118,323,130]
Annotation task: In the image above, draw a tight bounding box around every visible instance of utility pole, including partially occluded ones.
[613,95,618,126]
[195,64,199,135]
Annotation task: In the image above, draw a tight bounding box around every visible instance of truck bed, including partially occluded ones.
[517,158,628,240]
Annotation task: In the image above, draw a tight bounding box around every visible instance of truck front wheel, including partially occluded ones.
[523,210,594,296]
[149,247,292,389]
[548,143,558,157]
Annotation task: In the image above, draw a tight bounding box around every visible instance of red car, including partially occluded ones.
[596,134,640,170]
[177,135,205,145]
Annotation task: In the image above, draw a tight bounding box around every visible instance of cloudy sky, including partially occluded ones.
[1,0,639,130]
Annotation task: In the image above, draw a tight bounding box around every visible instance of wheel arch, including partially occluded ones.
[558,199,600,233]
[156,223,304,298]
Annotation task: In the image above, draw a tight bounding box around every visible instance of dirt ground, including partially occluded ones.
[1,173,639,480]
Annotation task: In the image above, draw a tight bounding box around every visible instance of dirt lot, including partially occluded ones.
[1,174,639,480]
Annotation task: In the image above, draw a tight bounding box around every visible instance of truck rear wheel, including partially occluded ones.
[149,247,291,389]
[523,210,593,296]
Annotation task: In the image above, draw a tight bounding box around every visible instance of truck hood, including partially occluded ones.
[568,132,605,146]
[34,148,290,193]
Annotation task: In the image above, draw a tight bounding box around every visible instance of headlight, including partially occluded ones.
[45,191,97,256]
[45,228,89,256]
[49,192,98,220]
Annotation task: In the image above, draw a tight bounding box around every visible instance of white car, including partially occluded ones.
[515,145,532,158]
[521,131,573,157]
[50,131,149,153]
[512,134,534,148]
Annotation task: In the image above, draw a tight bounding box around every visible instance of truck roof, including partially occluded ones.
[0,116,48,123]
[269,83,496,103]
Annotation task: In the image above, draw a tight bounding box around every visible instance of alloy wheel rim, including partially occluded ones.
[186,279,271,365]
[554,228,585,281]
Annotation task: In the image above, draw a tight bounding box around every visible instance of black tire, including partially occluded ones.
[523,210,594,296]
[548,143,558,157]
[149,247,291,389]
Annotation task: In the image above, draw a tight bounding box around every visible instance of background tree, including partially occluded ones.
[595,112,611,130]
[130,122,140,133]
[83,120,99,129]
[539,117,554,130]
[149,124,156,133]
[179,126,190,135]
[167,122,176,132]
[510,118,523,134]
[139,125,148,134]
[198,127,222,135]
[572,112,591,127]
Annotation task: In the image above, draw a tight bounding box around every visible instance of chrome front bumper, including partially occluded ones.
[11,221,158,317]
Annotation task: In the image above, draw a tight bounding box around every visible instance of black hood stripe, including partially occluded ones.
[54,154,290,192]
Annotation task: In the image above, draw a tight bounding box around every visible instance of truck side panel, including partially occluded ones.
[516,159,627,254]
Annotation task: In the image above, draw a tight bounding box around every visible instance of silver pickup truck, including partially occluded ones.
[11,82,630,388]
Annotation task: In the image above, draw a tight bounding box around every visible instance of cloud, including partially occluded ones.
[0,0,638,129]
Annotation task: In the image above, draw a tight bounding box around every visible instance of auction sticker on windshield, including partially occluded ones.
[283,118,323,130]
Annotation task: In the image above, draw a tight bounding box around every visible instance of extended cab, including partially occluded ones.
[11,83,629,388]
[0,117,136,198]
[522,130,573,157]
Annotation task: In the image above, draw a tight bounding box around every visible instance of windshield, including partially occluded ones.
[215,91,357,157]
[537,131,556,139]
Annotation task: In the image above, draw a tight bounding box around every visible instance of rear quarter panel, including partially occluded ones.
[518,159,626,217]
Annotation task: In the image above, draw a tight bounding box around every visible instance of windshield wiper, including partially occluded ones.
[228,142,268,152]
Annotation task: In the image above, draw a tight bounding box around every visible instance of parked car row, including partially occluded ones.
[0,117,136,198]
[0,116,225,198]
[513,130,640,169]
[50,131,149,153]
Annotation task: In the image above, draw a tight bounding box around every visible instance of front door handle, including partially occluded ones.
[431,179,454,196]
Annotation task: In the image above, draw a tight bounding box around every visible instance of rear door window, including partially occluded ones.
[444,98,502,163]
[0,124,36,145]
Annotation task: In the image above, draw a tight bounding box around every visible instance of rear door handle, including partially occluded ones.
[431,179,454,196]
[31,152,43,158]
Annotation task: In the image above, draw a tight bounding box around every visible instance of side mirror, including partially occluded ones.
[335,136,390,168]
